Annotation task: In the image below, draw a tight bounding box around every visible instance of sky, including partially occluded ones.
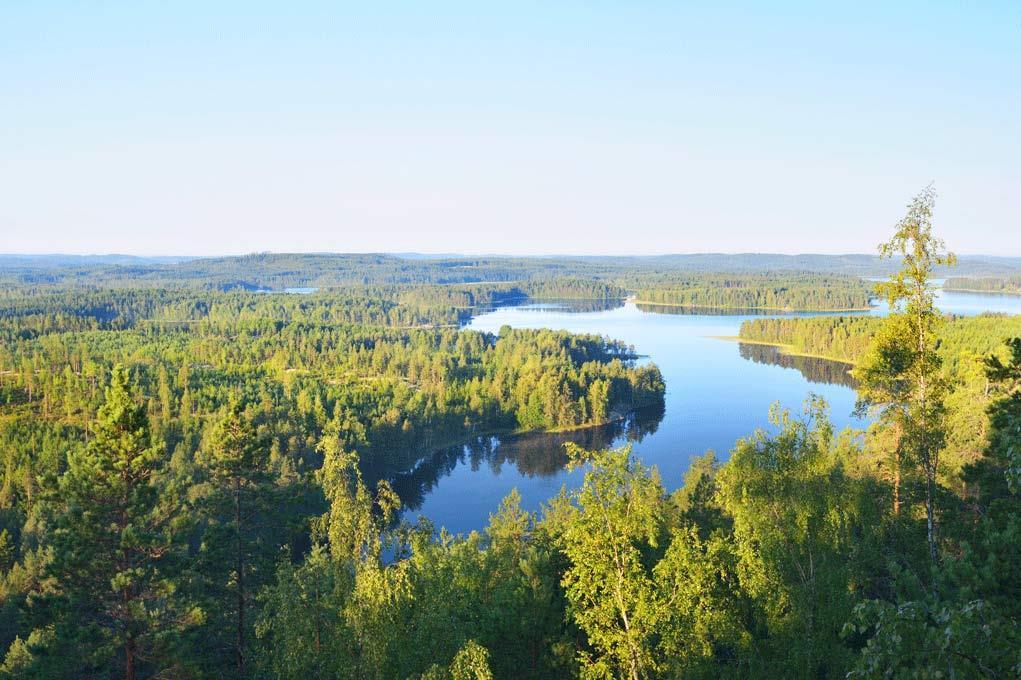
[1,1,1019,256]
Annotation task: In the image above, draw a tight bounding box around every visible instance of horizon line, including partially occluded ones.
[3,251,1020,260]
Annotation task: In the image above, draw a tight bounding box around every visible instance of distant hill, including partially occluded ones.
[2,252,1020,290]
[561,253,1021,276]
[0,254,200,267]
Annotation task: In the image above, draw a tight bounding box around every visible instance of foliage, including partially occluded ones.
[857,185,955,564]
[0,223,1019,678]
[42,365,187,678]
[634,272,872,311]
[945,275,1021,295]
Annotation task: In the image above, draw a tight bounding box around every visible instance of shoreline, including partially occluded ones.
[405,406,648,461]
[632,299,874,313]
[941,287,1021,296]
[710,335,856,365]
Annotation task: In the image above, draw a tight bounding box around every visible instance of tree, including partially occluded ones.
[255,545,351,680]
[315,431,400,564]
[557,444,664,679]
[255,433,398,680]
[554,444,746,679]
[856,185,956,565]
[717,399,874,676]
[981,337,1021,497]
[421,640,494,680]
[847,337,1021,679]
[48,364,181,679]
[194,401,272,675]
[847,597,1021,678]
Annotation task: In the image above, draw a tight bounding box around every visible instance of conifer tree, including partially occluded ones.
[194,401,272,675]
[49,364,179,679]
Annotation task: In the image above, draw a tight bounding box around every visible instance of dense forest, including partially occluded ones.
[6,253,1021,289]
[2,257,880,314]
[0,282,625,336]
[739,313,1021,371]
[944,276,1021,295]
[0,279,665,679]
[1,194,1021,677]
[633,273,872,311]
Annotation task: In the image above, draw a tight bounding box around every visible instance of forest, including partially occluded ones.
[944,277,1021,295]
[6,253,1021,291]
[0,281,665,679]
[632,273,873,311]
[739,313,1021,372]
[0,193,1020,678]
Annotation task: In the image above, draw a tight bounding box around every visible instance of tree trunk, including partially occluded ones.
[125,638,135,680]
[235,478,245,673]
[313,577,322,653]
[925,462,937,565]
[917,301,938,565]
[892,425,903,516]
[121,499,136,680]
[893,460,901,516]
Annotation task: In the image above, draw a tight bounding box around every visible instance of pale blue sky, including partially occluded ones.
[2,1,1018,255]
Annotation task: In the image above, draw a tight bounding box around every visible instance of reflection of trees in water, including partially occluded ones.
[738,342,857,388]
[532,298,625,313]
[383,403,664,513]
[636,303,780,317]
[477,298,624,316]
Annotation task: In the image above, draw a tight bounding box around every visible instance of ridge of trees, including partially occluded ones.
[944,276,1021,295]
[633,273,873,311]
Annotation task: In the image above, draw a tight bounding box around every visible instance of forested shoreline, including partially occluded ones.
[633,273,873,311]
[944,276,1021,295]
[739,313,1021,370]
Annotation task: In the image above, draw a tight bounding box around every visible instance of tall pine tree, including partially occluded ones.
[192,401,273,676]
[48,364,181,679]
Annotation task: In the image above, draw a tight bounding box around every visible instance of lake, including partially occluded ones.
[394,290,1021,535]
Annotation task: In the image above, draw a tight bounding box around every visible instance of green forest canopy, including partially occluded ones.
[944,276,1021,295]
[633,273,873,311]
[0,243,1019,677]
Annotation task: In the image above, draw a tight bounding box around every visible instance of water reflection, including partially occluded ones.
[738,343,857,388]
[636,303,808,317]
[387,403,664,513]
[476,298,625,316]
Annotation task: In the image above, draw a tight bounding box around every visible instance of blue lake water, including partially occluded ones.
[397,290,1021,535]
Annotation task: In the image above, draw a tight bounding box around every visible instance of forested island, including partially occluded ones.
[944,276,1021,295]
[0,192,1020,678]
[632,273,873,311]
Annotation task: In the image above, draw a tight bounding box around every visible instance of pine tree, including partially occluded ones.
[193,401,273,676]
[48,364,180,679]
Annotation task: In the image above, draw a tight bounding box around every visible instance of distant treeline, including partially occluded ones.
[0,281,626,342]
[632,273,873,311]
[5,252,1021,292]
[944,276,1021,295]
[0,253,613,291]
